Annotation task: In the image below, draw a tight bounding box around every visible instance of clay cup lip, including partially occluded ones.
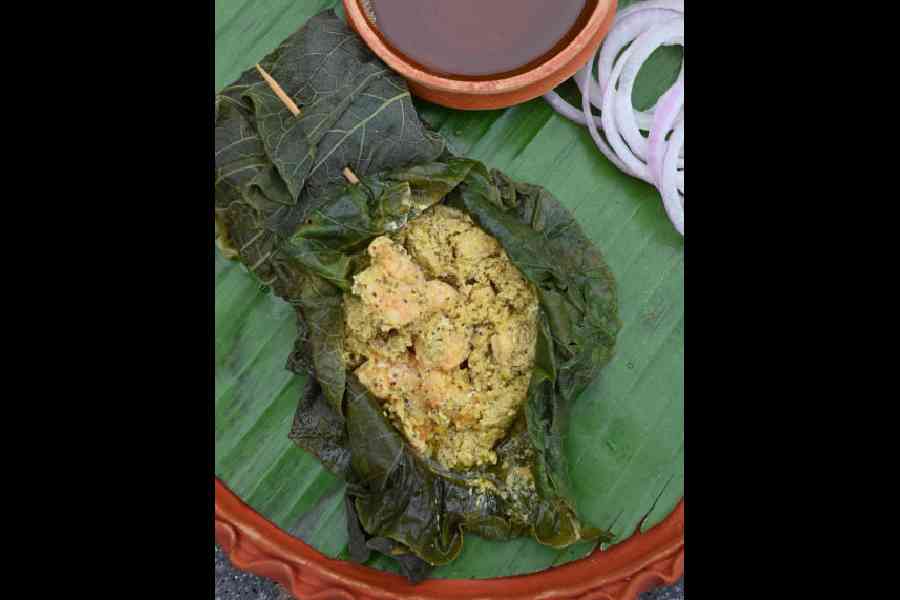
[343,0,616,109]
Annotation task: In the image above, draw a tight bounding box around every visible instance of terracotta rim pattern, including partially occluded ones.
[343,0,618,110]
[215,477,683,599]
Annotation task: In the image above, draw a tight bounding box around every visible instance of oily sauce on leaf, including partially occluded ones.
[369,0,593,78]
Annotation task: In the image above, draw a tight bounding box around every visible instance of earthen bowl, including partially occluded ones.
[216,477,683,599]
[342,0,618,110]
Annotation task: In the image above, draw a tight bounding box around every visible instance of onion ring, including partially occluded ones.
[578,64,639,179]
[660,118,684,234]
[614,20,683,160]
[542,0,685,235]
[647,79,684,186]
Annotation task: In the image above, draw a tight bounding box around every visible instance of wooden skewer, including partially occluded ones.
[255,64,301,117]
[342,167,360,184]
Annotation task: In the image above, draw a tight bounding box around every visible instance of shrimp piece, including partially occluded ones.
[415,314,471,371]
[452,227,500,261]
[353,237,433,328]
[353,269,425,328]
[420,370,457,409]
[355,357,421,402]
[490,321,536,369]
[419,369,476,441]
[490,328,516,366]
[368,237,424,284]
[373,283,424,328]
[424,280,459,312]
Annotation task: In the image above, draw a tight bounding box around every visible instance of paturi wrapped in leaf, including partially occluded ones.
[214,9,621,583]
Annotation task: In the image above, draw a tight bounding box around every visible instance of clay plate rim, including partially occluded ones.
[215,477,683,599]
[343,0,615,96]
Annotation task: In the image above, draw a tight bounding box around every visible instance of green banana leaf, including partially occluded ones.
[215,0,683,580]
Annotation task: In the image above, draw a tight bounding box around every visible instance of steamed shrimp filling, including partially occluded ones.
[343,206,539,470]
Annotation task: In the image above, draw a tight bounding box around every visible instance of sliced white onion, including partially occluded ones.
[542,0,685,236]
[544,89,602,128]
[599,44,648,179]
[595,10,682,99]
[647,79,684,186]
[578,65,640,179]
[660,119,684,234]
[614,20,683,162]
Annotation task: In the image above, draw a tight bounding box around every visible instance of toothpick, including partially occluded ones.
[255,64,301,117]
[343,167,360,184]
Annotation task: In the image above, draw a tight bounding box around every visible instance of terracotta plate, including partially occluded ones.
[216,478,683,599]
[215,1,683,595]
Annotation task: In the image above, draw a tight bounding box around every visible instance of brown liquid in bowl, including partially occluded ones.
[369,0,593,79]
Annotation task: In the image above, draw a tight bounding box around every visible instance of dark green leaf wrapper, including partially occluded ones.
[214,10,445,289]
[214,8,620,582]
[285,158,619,573]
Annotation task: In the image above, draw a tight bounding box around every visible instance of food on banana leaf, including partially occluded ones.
[345,206,540,471]
[214,8,621,583]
